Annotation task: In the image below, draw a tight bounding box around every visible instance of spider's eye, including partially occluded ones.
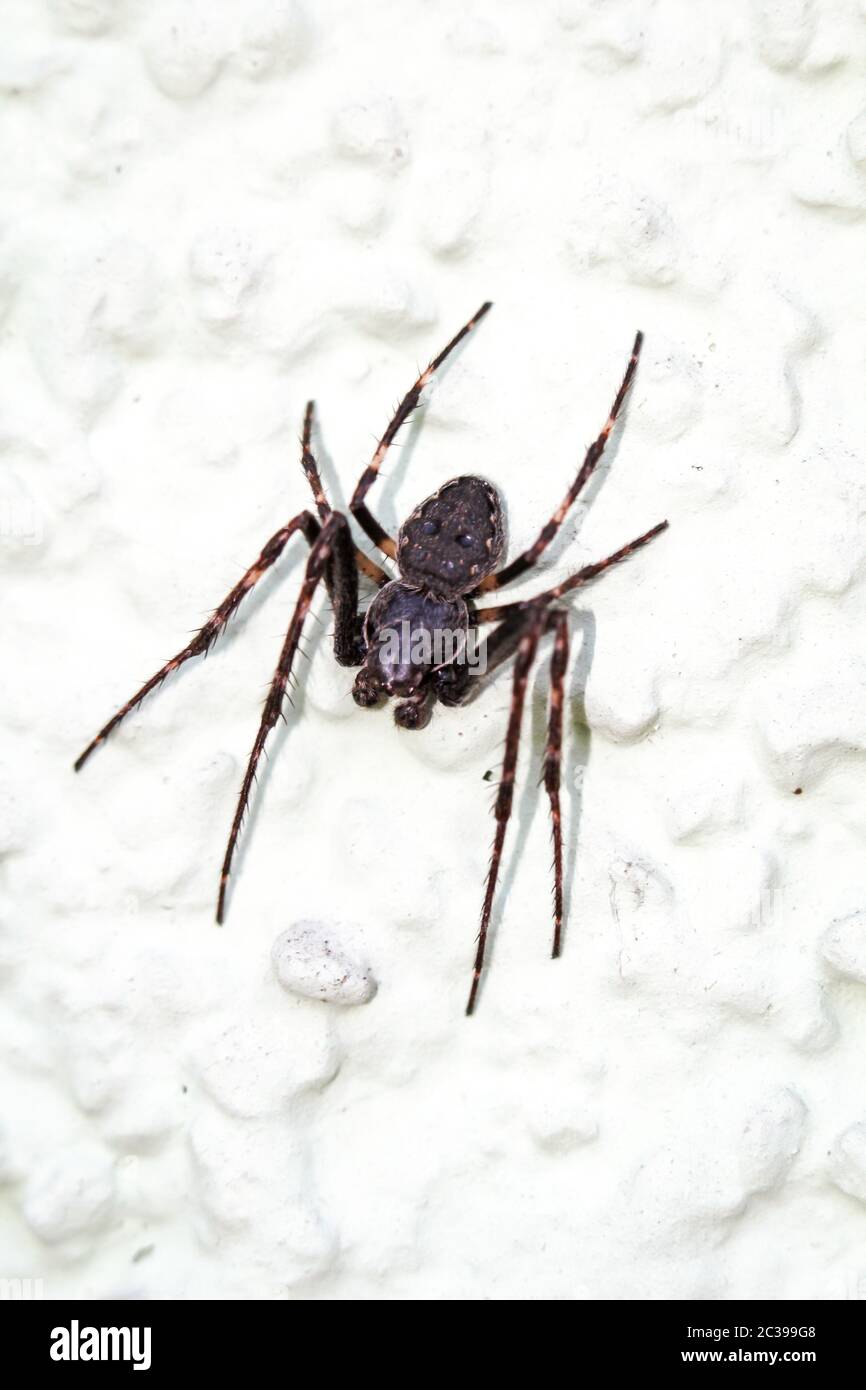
[455,533,474,548]
[421,518,440,536]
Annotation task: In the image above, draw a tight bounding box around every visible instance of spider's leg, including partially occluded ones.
[74,510,322,771]
[300,400,331,522]
[474,520,668,623]
[474,331,644,595]
[217,510,360,924]
[545,611,569,959]
[301,401,389,587]
[441,605,570,971]
[466,605,548,1016]
[349,301,492,561]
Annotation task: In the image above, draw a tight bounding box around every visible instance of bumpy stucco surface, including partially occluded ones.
[3,0,866,1300]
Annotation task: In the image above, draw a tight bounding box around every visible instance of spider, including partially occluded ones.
[75,303,668,1014]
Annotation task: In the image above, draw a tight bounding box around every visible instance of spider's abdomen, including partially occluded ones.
[363,581,468,696]
[397,475,505,598]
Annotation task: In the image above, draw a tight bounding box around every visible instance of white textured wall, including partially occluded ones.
[3,0,866,1301]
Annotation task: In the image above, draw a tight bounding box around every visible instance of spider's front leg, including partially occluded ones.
[349,302,492,562]
[473,330,645,595]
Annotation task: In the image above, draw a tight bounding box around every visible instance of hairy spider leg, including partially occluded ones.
[216,510,362,924]
[545,611,570,959]
[465,605,549,1015]
[300,400,389,587]
[474,331,644,594]
[73,510,323,772]
[462,515,670,1008]
[474,520,668,624]
[452,606,570,1012]
[349,301,493,561]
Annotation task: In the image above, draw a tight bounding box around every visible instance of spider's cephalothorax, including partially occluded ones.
[75,302,669,1014]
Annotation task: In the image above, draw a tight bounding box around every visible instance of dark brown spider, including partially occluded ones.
[75,303,668,1014]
